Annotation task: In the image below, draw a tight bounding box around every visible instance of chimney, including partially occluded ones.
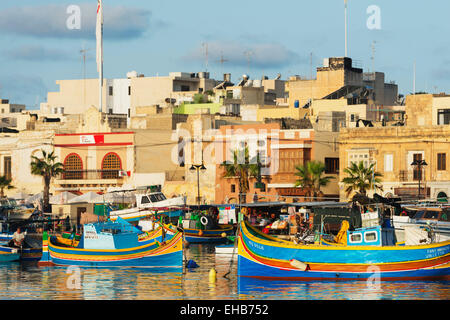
[224,73,231,82]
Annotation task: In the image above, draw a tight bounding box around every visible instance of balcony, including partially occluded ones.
[398,170,423,182]
[55,170,125,187]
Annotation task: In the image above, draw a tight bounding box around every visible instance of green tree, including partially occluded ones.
[341,161,383,197]
[0,176,14,198]
[220,146,259,204]
[193,93,205,104]
[30,150,64,212]
[294,161,334,200]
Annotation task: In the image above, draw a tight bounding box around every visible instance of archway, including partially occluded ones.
[437,192,448,203]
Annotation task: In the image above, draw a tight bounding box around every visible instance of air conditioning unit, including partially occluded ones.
[118,170,128,177]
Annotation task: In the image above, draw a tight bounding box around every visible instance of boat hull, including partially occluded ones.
[184,225,234,244]
[238,221,450,281]
[39,231,183,268]
[0,246,20,262]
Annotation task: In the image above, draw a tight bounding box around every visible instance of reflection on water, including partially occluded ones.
[0,245,448,300]
[237,277,450,300]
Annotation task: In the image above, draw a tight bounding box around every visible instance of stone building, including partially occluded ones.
[338,124,450,202]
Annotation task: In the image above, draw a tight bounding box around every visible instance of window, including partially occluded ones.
[128,86,131,96]
[279,149,304,173]
[101,153,122,179]
[437,109,450,125]
[424,211,440,220]
[231,185,236,193]
[63,154,83,179]
[180,85,190,92]
[325,158,339,174]
[437,153,446,171]
[350,233,362,243]
[109,86,113,96]
[3,156,11,180]
[348,152,371,168]
[413,153,423,181]
[141,196,150,204]
[384,154,394,172]
[364,231,378,242]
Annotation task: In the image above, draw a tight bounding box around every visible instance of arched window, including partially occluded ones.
[64,154,83,179]
[101,153,122,179]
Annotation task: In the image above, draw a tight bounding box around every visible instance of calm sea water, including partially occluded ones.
[0,244,448,300]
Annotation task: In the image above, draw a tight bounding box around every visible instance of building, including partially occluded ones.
[214,122,340,204]
[405,93,450,127]
[338,125,450,202]
[0,130,54,197]
[42,71,221,118]
[286,57,399,122]
[53,132,135,194]
[0,98,26,114]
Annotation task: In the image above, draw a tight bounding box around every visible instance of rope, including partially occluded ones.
[223,223,240,279]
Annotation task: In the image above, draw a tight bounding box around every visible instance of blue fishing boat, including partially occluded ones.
[38,218,183,268]
[0,246,20,262]
[183,225,234,244]
[238,219,450,281]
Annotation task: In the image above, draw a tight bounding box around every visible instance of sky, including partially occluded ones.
[1,0,450,109]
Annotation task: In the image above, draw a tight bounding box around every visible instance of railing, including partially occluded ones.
[398,170,422,182]
[58,170,124,180]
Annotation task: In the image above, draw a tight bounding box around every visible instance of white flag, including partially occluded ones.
[96,0,103,74]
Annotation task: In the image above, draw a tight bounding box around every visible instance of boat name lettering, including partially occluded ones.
[248,240,264,251]
[425,247,448,259]
[84,230,98,240]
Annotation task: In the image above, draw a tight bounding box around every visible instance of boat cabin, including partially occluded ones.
[82,221,142,250]
[347,226,396,247]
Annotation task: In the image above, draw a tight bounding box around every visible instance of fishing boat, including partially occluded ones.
[109,191,185,221]
[393,206,450,242]
[38,218,183,268]
[0,246,20,262]
[238,216,450,281]
[179,211,233,243]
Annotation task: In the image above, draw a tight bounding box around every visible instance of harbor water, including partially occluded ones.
[0,244,448,300]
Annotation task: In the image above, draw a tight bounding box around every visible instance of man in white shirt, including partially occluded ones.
[11,227,25,247]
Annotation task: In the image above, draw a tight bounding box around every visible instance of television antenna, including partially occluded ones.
[80,44,93,105]
[216,51,229,78]
[370,41,377,73]
[244,50,254,75]
[202,42,209,72]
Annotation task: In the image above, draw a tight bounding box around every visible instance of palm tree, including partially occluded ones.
[341,161,383,198]
[294,161,334,201]
[30,150,64,213]
[0,176,14,198]
[220,146,259,204]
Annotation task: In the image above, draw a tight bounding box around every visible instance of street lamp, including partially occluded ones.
[411,159,428,200]
[190,163,206,205]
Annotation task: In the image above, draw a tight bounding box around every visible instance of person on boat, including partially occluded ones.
[64,215,71,231]
[9,227,25,248]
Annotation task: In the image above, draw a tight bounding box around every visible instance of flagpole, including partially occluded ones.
[97,0,104,112]
[345,0,348,57]
[99,8,103,112]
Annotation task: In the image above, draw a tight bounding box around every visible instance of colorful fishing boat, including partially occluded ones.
[38,219,183,268]
[238,220,450,281]
[0,246,20,262]
[184,224,234,244]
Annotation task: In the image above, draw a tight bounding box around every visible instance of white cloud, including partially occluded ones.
[0,4,153,40]
[3,45,71,61]
[183,40,301,69]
